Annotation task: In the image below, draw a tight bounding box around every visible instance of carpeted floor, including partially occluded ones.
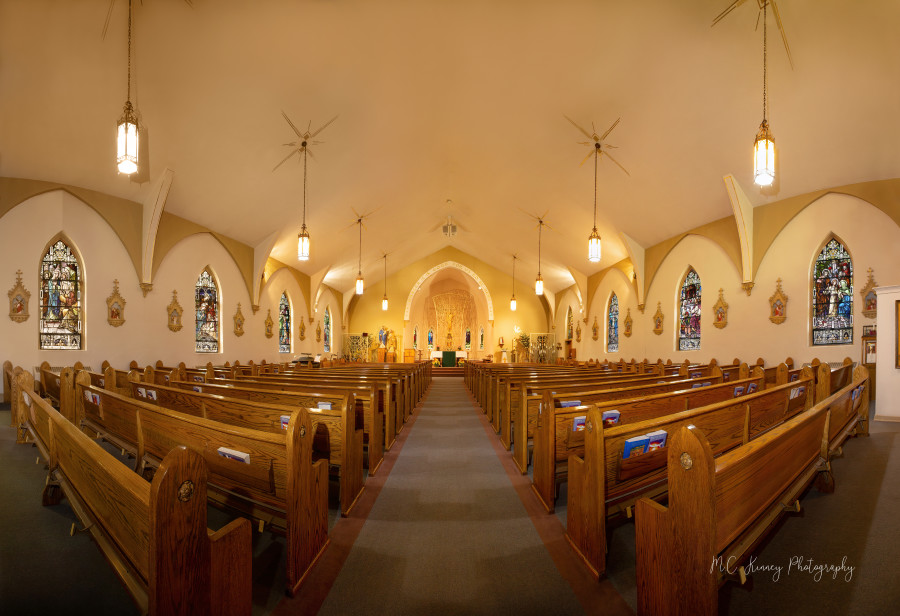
[316,377,584,615]
[3,389,899,616]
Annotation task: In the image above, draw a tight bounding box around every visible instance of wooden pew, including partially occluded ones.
[510,367,735,474]
[533,369,779,513]
[169,377,384,475]
[38,362,76,422]
[563,371,815,579]
[71,373,330,596]
[16,372,252,616]
[634,366,869,615]
[124,376,365,517]
[2,359,11,407]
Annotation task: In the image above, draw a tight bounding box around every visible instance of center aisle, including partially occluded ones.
[316,377,584,615]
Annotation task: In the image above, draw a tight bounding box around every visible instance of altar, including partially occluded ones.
[431,350,467,367]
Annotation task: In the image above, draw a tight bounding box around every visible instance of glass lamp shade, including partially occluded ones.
[116,101,139,175]
[356,275,364,295]
[382,295,388,311]
[297,227,310,261]
[535,275,543,296]
[588,228,602,262]
[753,120,775,187]
[510,296,517,311]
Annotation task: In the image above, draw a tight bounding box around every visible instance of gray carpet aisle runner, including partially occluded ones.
[318,377,584,616]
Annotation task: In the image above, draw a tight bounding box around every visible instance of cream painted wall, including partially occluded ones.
[874,285,900,422]
[582,194,900,367]
[348,246,548,361]
[0,191,295,393]
[582,268,639,361]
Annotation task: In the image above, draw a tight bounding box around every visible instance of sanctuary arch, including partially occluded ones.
[404,262,493,360]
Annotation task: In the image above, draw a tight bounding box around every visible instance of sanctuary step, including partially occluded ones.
[431,367,464,376]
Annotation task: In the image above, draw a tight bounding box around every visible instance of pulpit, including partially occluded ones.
[376,348,386,362]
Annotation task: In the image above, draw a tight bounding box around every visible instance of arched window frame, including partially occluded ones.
[38,234,85,350]
[195,267,220,353]
[811,234,854,346]
[413,325,418,350]
[566,307,574,340]
[677,267,701,351]
[278,292,292,353]
[323,306,332,353]
[607,292,619,353]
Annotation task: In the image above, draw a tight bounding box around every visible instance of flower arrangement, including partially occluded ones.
[517,332,530,349]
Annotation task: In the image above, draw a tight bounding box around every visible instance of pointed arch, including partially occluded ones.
[38,233,84,350]
[677,267,701,351]
[607,292,619,353]
[195,267,220,353]
[279,292,292,353]
[811,234,854,346]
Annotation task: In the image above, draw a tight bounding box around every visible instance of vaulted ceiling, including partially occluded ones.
[2,0,899,297]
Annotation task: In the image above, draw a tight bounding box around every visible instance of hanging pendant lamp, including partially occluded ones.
[753,1,776,186]
[116,0,139,175]
[535,220,544,296]
[355,218,364,295]
[510,255,517,311]
[382,254,388,310]
[297,143,311,260]
[588,143,602,262]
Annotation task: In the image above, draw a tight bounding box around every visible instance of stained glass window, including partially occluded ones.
[278,293,291,353]
[813,238,853,345]
[413,326,418,349]
[465,328,471,350]
[39,239,82,350]
[480,326,484,350]
[195,269,219,353]
[678,268,701,351]
[428,329,434,349]
[323,307,331,353]
[566,307,573,340]
[607,292,619,353]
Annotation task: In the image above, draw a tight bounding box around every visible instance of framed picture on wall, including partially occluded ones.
[863,324,876,337]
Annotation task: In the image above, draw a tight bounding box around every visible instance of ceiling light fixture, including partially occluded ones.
[297,141,310,260]
[588,142,602,262]
[535,219,545,296]
[116,0,139,175]
[355,217,364,295]
[753,1,775,186]
[382,254,388,311]
[510,255,517,311]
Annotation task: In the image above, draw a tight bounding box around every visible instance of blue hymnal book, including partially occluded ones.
[733,386,745,397]
[623,435,649,459]
[602,410,620,426]
[691,371,702,378]
[192,385,202,393]
[852,388,859,401]
[193,375,203,382]
[573,416,586,431]
[217,447,250,464]
[692,382,703,388]
[646,430,668,451]
[790,373,800,382]
[317,401,332,410]
[702,382,711,387]
[560,400,581,408]
[747,382,758,394]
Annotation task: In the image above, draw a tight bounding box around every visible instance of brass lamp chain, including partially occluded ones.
[537,221,542,276]
[512,255,516,295]
[357,219,362,275]
[762,0,767,125]
[383,255,387,294]
[593,147,598,227]
[302,147,308,226]
[126,0,132,103]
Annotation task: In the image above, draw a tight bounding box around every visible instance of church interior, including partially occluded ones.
[2,1,899,614]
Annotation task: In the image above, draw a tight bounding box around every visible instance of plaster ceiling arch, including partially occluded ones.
[403,261,494,322]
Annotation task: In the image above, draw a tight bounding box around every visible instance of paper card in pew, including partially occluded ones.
[217,447,251,464]
[790,373,800,382]
[317,401,332,410]
[623,435,649,459]
[646,430,668,451]
[99,378,105,387]
[280,415,291,429]
[602,410,620,426]
[192,386,202,393]
[147,389,158,401]
[193,375,203,382]
[559,400,581,408]
[789,386,805,400]
[733,386,745,397]
[692,382,703,389]
[136,387,146,398]
[747,382,758,394]
[572,416,586,431]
